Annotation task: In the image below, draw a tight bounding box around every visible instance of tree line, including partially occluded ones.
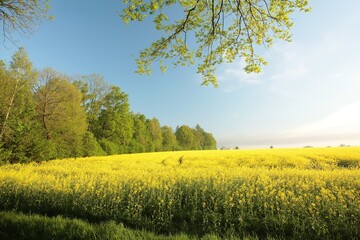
[0,48,216,164]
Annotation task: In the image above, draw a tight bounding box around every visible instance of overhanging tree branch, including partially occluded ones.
[122,0,311,86]
[0,0,50,43]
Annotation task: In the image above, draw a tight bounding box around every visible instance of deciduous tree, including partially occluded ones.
[131,113,151,152]
[161,125,177,151]
[175,125,194,150]
[97,86,133,153]
[73,74,109,133]
[146,118,163,151]
[193,124,217,150]
[0,48,49,163]
[0,48,36,142]
[35,68,87,158]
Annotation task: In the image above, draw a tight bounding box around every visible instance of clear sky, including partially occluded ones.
[1,0,360,149]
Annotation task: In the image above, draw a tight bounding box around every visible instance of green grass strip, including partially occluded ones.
[0,211,263,240]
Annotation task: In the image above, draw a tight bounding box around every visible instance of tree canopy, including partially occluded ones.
[0,0,51,42]
[122,0,310,86]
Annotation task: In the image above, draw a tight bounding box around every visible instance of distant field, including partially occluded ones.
[1,147,359,239]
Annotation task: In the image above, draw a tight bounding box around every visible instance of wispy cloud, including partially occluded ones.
[283,101,360,137]
[216,59,264,92]
[268,43,308,82]
[218,101,360,148]
[265,23,360,95]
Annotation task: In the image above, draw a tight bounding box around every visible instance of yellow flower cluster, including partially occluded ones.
[0,147,359,238]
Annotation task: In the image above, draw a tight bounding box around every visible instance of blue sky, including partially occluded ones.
[1,0,360,148]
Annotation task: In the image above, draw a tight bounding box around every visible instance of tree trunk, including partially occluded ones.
[0,79,19,142]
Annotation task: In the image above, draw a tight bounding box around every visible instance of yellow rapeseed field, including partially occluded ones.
[0,147,359,238]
